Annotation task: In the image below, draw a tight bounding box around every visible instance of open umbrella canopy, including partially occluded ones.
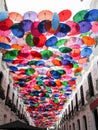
[0,9,97,128]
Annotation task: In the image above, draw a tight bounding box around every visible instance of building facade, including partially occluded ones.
[0,52,30,125]
[58,35,98,130]
[0,1,31,125]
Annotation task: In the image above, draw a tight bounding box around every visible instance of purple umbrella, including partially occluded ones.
[20,20,32,32]
[23,11,37,21]
[78,21,92,33]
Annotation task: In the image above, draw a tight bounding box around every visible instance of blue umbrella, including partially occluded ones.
[55,23,71,37]
[0,42,11,49]
[45,36,57,47]
[84,9,98,22]
[52,12,60,30]
[3,59,13,62]
[9,66,18,72]
[11,23,24,38]
[81,47,92,57]
[38,20,47,33]
[0,11,8,21]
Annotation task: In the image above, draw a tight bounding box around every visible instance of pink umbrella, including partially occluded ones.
[31,21,41,37]
[66,21,80,36]
[92,21,98,32]
[65,37,84,47]
[0,30,11,36]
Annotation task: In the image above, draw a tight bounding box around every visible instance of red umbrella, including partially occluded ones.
[0,18,13,31]
[58,9,72,22]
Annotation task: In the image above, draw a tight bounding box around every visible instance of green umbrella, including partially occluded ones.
[73,10,88,22]
[41,50,53,59]
[3,50,19,60]
[59,47,72,53]
[55,38,66,47]
[26,33,34,46]
[25,68,35,75]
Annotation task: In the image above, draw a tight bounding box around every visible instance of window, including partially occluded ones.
[87,72,94,97]
[83,115,88,130]
[80,85,85,105]
[5,84,10,104]
[73,123,75,130]
[75,94,78,111]
[0,71,5,100]
[69,125,71,130]
[4,114,7,123]
[71,100,74,115]
[77,119,81,130]
[11,93,14,111]
[93,108,98,130]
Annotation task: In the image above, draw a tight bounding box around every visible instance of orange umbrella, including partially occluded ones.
[38,10,53,21]
[74,67,83,73]
[52,59,62,66]
[82,36,96,46]
[0,36,10,43]
[11,44,23,50]
[9,12,23,22]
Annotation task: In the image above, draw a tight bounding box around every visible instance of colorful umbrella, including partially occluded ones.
[31,21,41,37]
[38,10,53,21]
[84,9,98,22]
[66,21,80,35]
[82,36,95,46]
[45,36,57,47]
[55,23,71,37]
[52,12,60,30]
[81,47,92,57]
[78,21,92,33]
[23,11,37,21]
[0,42,11,49]
[0,18,13,31]
[73,10,88,22]
[9,12,23,22]
[58,9,72,22]
[11,23,24,38]
[91,21,98,32]
[20,20,32,32]
[0,11,8,21]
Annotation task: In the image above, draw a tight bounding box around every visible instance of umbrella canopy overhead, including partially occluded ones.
[0,9,97,128]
